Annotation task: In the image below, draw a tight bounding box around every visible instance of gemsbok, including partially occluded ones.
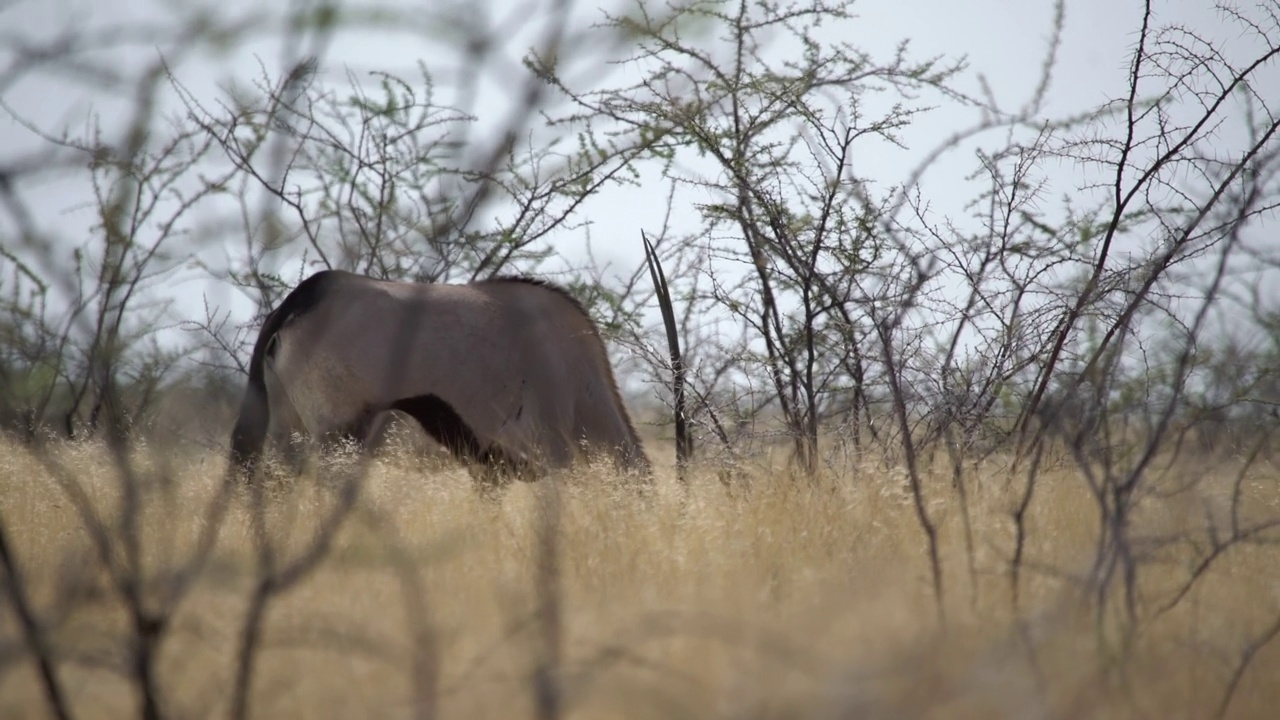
[228,269,652,491]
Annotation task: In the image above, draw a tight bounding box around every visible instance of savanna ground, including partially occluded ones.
[2,432,1279,720]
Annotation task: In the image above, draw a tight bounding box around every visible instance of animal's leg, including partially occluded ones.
[493,397,574,473]
[613,442,655,484]
[275,431,311,476]
[317,407,380,458]
[573,398,652,482]
[265,369,310,476]
[468,462,514,502]
[542,436,574,472]
[361,411,399,455]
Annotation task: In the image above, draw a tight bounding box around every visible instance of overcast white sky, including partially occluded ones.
[1,0,1273,367]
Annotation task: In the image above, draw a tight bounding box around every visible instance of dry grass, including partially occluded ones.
[1,437,1279,719]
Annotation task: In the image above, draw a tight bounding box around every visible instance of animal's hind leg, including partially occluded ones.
[468,453,544,501]
[276,431,311,477]
[317,408,381,461]
[468,463,513,502]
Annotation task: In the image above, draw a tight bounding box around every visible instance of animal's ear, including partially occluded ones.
[264,334,280,360]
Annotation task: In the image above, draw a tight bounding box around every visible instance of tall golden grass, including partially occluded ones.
[1,437,1278,719]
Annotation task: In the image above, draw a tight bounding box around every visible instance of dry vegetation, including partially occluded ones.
[3,0,1279,717]
[3,436,1278,719]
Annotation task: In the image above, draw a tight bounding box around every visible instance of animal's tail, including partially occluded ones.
[228,307,280,474]
[228,270,343,475]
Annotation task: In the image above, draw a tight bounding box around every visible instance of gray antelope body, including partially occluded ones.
[229,270,651,487]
